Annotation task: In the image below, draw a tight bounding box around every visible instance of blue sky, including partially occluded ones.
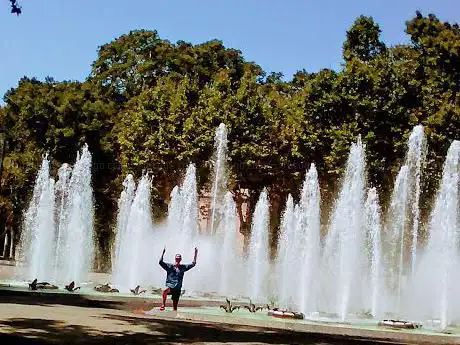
[1,0,459,100]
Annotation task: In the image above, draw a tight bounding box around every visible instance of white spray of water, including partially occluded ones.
[247,189,270,300]
[365,187,382,317]
[56,145,94,283]
[407,125,426,275]
[277,194,296,308]
[112,174,137,287]
[298,164,321,313]
[210,123,228,234]
[19,156,56,281]
[322,136,366,320]
[413,141,459,329]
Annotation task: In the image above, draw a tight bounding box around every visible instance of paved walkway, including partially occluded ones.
[0,303,395,345]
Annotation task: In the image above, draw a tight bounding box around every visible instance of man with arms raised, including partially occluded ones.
[159,247,198,311]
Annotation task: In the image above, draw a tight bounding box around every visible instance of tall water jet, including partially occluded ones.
[163,164,199,272]
[247,189,270,300]
[167,186,183,233]
[116,174,153,288]
[406,125,426,275]
[298,164,321,313]
[219,192,239,295]
[385,165,409,313]
[365,187,382,317]
[54,163,72,279]
[19,156,56,281]
[55,145,94,283]
[112,174,136,286]
[415,140,459,329]
[277,194,296,308]
[210,123,228,234]
[182,164,199,239]
[323,136,366,320]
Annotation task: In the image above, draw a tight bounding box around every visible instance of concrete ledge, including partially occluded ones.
[0,287,223,311]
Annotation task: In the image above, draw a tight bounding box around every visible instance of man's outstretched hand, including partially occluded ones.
[193,247,198,264]
[162,246,166,255]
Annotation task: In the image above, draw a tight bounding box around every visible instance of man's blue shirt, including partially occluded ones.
[159,259,195,289]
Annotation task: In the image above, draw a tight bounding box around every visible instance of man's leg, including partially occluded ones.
[161,288,170,310]
[172,289,180,311]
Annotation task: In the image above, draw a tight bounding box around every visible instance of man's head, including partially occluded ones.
[175,254,182,264]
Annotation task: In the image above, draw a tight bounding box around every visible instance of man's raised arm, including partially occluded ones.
[184,247,198,271]
[159,247,168,270]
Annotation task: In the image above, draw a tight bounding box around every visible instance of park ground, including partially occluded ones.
[0,302,401,345]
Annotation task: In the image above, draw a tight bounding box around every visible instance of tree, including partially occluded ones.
[343,16,386,62]
[2,12,459,264]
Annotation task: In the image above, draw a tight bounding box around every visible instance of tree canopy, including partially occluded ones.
[1,12,459,266]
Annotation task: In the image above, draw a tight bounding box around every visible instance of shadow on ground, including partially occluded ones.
[0,313,393,345]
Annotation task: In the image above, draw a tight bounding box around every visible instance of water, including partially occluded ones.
[412,140,459,329]
[165,164,199,253]
[167,186,183,234]
[383,126,426,311]
[247,189,270,300]
[118,174,154,289]
[218,192,240,295]
[112,174,136,287]
[365,187,382,317]
[277,194,296,308]
[385,165,409,314]
[298,164,321,314]
[406,125,426,275]
[322,136,366,321]
[55,145,94,283]
[17,145,95,284]
[19,156,56,281]
[15,124,459,327]
[54,164,72,279]
[182,164,199,240]
[210,123,228,234]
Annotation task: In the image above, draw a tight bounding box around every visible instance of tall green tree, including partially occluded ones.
[343,16,386,62]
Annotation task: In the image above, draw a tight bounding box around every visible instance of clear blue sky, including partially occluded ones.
[1,0,459,101]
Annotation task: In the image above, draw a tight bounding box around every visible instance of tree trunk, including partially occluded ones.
[234,188,257,256]
[268,190,283,260]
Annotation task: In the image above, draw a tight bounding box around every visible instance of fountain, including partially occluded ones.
[277,194,296,308]
[54,145,94,283]
[19,156,56,281]
[385,165,409,314]
[365,187,382,317]
[54,163,72,280]
[209,123,228,234]
[297,164,321,314]
[6,123,460,339]
[181,164,199,239]
[276,165,321,313]
[117,174,153,288]
[411,140,459,329]
[218,192,241,295]
[407,125,426,275]
[246,189,270,300]
[17,145,95,284]
[165,164,199,254]
[322,136,366,321]
[112,174,137,287]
